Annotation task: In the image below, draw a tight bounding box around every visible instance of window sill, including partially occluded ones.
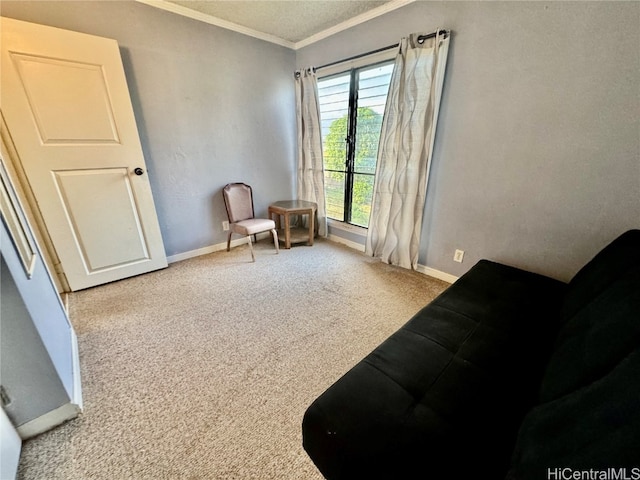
[327,219,368,236]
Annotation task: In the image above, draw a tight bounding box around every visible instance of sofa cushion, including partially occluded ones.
[541,230,640,402]
[302,260,565,479]
[540,267,640,402]
[507,230,640,477]
[560,230,640,324]
[507,349,640,480]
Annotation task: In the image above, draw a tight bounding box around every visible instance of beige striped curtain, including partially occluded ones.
[366,31,450,269]
[295,67,327,237]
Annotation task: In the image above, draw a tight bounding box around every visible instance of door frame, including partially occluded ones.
[1,111,70,293]
[0,407,21,480]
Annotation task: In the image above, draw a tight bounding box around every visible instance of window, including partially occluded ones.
[318,61,394,228]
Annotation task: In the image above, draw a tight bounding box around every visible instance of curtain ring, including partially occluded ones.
[295,67,317,78]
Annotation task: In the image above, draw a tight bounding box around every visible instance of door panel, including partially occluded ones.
[53,168,149,272]
[1,17,167,290]
[11,53,120,144]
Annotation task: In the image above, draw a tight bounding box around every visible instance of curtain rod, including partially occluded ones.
[316,29,449,71]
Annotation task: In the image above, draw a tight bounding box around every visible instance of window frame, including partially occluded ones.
[317,49,395,228]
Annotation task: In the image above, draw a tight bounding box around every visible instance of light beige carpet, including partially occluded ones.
[17,239,448,479]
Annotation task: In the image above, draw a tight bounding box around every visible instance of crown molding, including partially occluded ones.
[294,0,415,50]
[135,0,296,49]
[136,0,414,50]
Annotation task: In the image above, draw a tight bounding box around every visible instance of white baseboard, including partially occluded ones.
[166,237,251,264]
[325,236,458,284]
[327,233,366,252]
[168,235,459,284]
[415,264,459,284]
[17,402,80,440]
[70,328,83,410]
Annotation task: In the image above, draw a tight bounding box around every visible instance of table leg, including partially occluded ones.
[284,212,291,249]
[308,209,315,246]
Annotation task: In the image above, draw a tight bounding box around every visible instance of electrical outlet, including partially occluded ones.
[454,249,465,263]
[222,221,229,231]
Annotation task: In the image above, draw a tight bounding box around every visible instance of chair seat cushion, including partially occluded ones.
[232,218,276,235]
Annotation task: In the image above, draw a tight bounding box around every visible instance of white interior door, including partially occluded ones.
[1,17,167,291]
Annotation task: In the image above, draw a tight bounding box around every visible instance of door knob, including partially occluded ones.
[134,167,144,176]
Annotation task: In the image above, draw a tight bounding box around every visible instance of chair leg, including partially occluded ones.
[247,235,255,262]
[227,232,233,252]
[271,229,279,254]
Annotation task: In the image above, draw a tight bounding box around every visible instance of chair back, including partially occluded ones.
[223,183,255,223]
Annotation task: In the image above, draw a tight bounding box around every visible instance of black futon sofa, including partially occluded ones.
[303,230,640,479]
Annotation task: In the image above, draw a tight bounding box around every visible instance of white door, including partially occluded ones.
[1,17,167,291]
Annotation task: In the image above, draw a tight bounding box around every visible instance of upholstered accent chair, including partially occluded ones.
[222,183,279,262]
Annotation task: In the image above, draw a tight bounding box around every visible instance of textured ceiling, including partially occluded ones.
[161,0,396,47]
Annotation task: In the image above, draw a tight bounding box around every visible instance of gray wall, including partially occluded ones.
[0,174,75,426]
[0,207,76,403]
[3,1,638,281]
[1,1,297,257]
[0,256,70,427]
[297,1,640,281]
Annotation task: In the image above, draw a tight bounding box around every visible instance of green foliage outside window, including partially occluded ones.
[323,107,383,227]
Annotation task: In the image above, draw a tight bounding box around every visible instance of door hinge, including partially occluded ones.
[53,263,72,293]
[0,385,11,407]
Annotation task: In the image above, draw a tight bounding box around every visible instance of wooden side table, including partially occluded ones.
[268,200,317,249]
